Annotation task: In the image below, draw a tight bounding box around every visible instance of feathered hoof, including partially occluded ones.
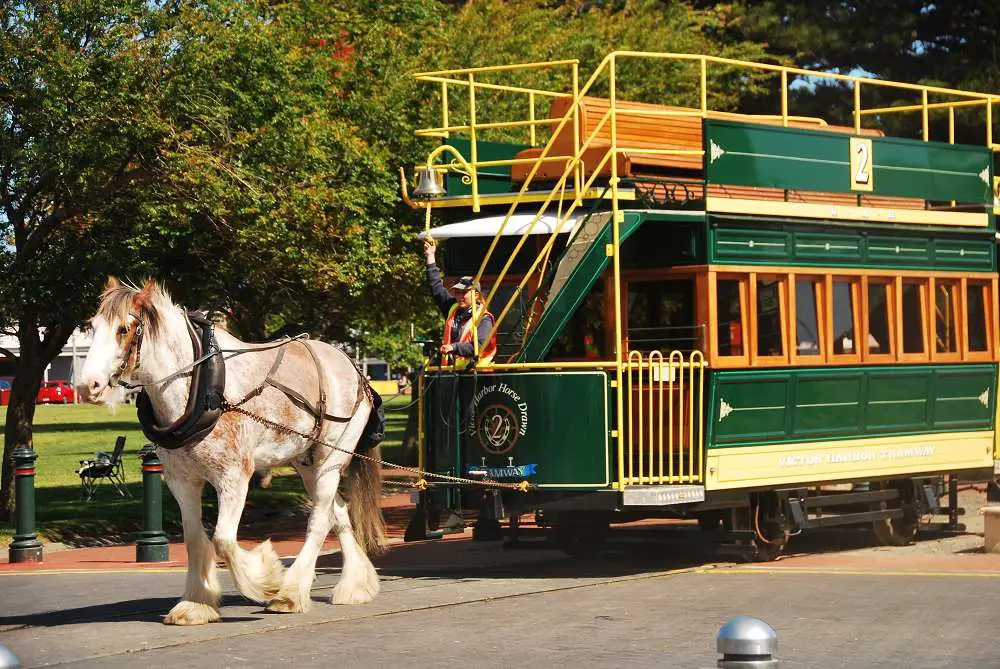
[265,593,312,614]
[331,575,380,605]
[163,600,221,626]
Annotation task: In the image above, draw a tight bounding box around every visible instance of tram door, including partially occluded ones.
[622,276,705,485]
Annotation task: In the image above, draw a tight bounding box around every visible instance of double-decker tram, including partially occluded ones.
[403,52,1000,559]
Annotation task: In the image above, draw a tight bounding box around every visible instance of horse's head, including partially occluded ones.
[79,277,169,403]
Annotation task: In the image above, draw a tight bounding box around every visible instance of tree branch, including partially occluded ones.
[0,348,17,361]
[16,166,150,264]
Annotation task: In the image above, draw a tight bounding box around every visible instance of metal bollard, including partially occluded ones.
[8,447,42,563]
[717,616,779,668]
[135,444,169,562]
[0,643,20,669]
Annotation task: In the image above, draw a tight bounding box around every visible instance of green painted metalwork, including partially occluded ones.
[8,447,42,563]
[443,138,526,196]
[136,443,169,562]
[708,222,995,272]
[709,364,996,447]
[518,211,643,362]
[424,371,610,487]
[705,120,993,206]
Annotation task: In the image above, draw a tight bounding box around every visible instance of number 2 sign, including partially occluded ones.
[850,137,874,192]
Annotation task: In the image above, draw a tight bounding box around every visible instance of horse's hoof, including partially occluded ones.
[164,600,221,625]
[331,579,379,605]
[266,595,310,614]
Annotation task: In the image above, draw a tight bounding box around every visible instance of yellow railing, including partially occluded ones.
[622,350,707,486]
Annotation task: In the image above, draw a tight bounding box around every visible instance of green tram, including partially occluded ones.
[403,52,1000,558]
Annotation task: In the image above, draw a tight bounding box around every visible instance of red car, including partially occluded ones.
[37,380,75,404]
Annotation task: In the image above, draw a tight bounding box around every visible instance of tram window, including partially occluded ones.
[548,283,606,360]
[901,281,926,354]
[832,279,857,355]
[795,278,822,356]
[626,278,696,352]
[934,280,959,354]
[756,277,784,357]
[967,282,989,352]
[867,280,893,356]
[716,278,744,357]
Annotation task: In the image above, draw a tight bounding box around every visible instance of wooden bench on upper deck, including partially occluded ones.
[509,96,927,210]
[510,96,882,181]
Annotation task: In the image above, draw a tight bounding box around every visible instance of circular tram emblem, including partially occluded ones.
[476,404,520,454]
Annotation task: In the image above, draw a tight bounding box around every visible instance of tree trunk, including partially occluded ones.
[0,313,71,520]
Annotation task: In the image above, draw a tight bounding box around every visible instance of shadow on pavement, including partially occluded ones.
[0,595,258,629]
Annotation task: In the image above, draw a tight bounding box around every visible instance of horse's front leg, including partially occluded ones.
[211,471,285,604]
[266,464,338,613]
[162,472,221,625]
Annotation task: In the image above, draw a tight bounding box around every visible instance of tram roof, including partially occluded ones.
[418,214,583,240]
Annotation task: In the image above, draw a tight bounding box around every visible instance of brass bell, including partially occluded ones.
[413,168,445,197]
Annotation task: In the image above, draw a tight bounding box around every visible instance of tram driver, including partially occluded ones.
[423,237,497,368]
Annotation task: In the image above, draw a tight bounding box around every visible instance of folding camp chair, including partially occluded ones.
[77,435,131,500]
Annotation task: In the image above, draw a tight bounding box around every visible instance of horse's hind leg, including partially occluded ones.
[212,472,284,604]
[331,490,380,605]
[162,473,221,625]
[266,465,339,613]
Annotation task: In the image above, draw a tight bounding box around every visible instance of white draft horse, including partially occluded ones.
[79,278,385,625]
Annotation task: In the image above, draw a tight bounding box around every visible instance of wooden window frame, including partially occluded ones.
[930,277,963,362]
[862,275,896,363]
[620,269,700,355]
[897,277,930,363]
[791,272,826,365]
[828,275,862,364]
[963,278,995,362]
[750,272,789,366]
[709,271,750,368]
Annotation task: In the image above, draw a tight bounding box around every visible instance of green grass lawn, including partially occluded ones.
[0,394,414,547]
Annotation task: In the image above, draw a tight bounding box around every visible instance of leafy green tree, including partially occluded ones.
[0,0,441,517]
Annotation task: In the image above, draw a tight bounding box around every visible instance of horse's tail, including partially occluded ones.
[345,448,387,556]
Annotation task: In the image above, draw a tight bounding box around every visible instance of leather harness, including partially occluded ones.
[131,310,373,451]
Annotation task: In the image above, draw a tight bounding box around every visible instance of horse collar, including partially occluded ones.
[136,311,227,450]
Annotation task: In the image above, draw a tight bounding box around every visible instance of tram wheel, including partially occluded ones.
[871,481,920,546]
[743,501,789,562]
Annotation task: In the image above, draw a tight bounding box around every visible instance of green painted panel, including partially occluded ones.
[519,212,645,362]
[705,120,992,205]
[791,374,864,436]
[867,371,930,431]
[933,239,996,270]
[934,368,995,429]
[444,138,526,196]
[425,371,610,487]
[713,378,789,443]
[706,364,996,448]
[793,232,862,264]
[707,221,995,272]
[867,236,931,266]
[714,227,789,262]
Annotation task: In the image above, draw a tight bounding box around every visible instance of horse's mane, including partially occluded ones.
[97,279,172,338]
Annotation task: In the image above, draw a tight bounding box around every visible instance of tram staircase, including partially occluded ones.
[472,90,709,499]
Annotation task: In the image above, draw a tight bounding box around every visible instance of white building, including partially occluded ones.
[0,329,92,385]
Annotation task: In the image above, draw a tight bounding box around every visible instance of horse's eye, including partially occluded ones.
[117,326,129,336]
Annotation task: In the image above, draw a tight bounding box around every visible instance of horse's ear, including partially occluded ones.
[133,279,158,311]
[104,276,120,291]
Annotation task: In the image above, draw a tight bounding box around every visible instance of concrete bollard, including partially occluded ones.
[717,616,779,668]
[983,505,1000,553]
[8,447,42,563]
[135,444,169,562]
[0,643,20,668]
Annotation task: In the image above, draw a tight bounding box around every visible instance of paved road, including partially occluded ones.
[3,529,1000,668]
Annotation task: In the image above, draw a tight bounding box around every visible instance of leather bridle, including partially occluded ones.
[112,313,145,387]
